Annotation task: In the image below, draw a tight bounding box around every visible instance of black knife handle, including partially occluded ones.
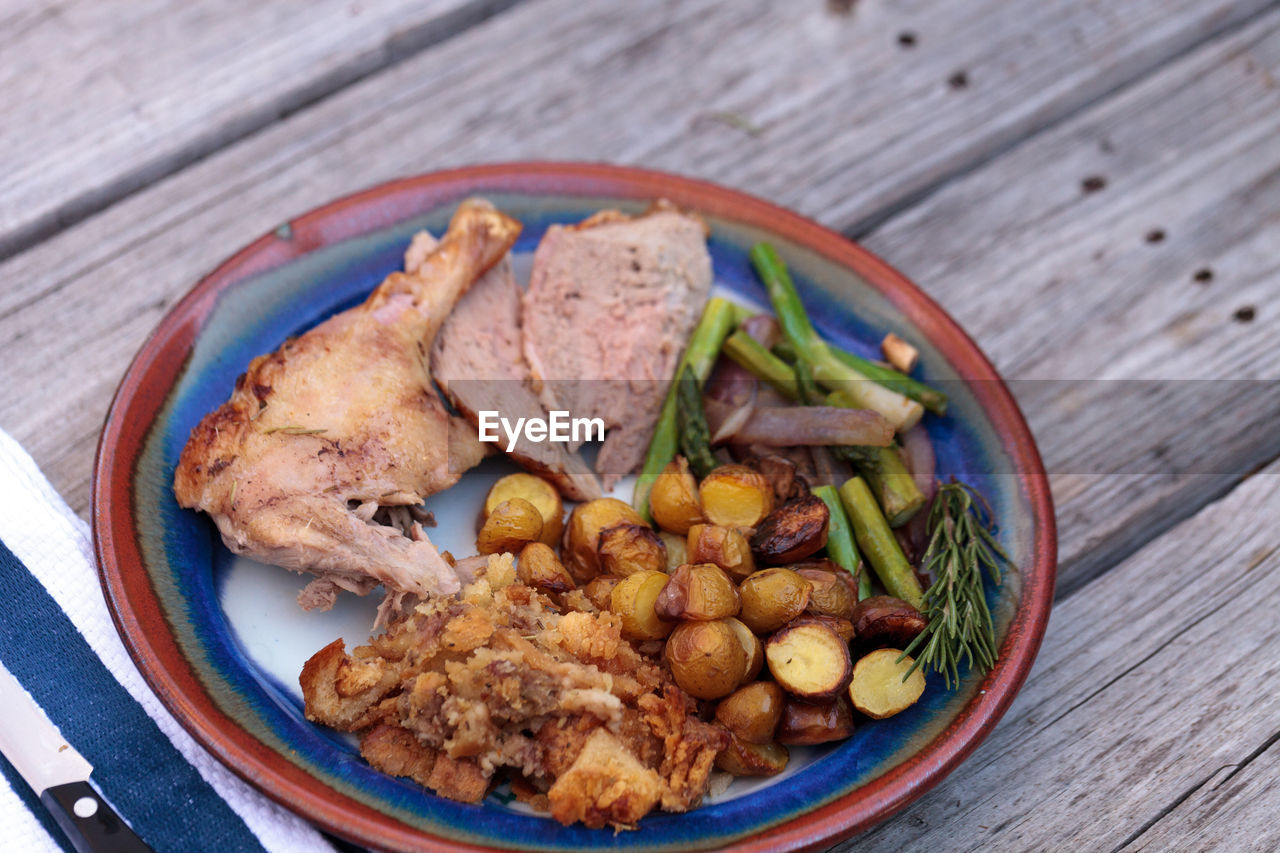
[40,781,152,853]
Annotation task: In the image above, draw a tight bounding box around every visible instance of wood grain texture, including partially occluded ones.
[0,0,519,258]
[1130,731,1280,852]
[839,459,1280,852]
[863,8,1280,597]
[0,0,1267,518]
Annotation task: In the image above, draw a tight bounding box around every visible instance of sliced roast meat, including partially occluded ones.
[408,232,602,501]
[521,203,713,484]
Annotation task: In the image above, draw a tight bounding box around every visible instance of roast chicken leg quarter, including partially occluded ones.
[174,199,521,621]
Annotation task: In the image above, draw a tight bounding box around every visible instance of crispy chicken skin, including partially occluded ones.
[174,200,521,617]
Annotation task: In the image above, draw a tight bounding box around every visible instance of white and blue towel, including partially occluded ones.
[0,429,336,852]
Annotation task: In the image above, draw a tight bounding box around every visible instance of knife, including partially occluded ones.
[0,659,151,853]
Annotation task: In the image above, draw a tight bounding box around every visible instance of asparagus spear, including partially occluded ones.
[722,330,801,400]
[813,485,870,599]
[824,390,925,525]
[774,338,948,415]
[634,298,740,520]
[833,442,924,527]
[839,476,925,609]
[675,366,719,478]
[750,244,924,431]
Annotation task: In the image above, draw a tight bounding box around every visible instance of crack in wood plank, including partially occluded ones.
[1109,767,1228,853]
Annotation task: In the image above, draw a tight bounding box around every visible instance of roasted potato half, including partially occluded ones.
[849,649,926,719]
[776,696,855,745]
[476,498,543,555]
[687,524,756,582]
[765,621,853,702]
[851,596,928,650]
[715,735,789,777]
[751,495,829,564]
[655,563,740,621]
[738,568,812,634]
[724,617,764,683]
[582,574,622,612]
[699,465,774,529]
[563,498,645,583]
[484,472,564,546]
[797,568,857,620]
[664,619,747,700]
[598,522,667,577]
[516,542,575,593]
[786,613,856,644]
[650,457,705,535]
[610,571,673,641]
[715,681,784,744]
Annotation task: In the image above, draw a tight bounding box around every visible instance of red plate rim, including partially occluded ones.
[92,161,1056,852]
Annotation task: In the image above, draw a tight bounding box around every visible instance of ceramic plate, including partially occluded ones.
[93,163,1056,852]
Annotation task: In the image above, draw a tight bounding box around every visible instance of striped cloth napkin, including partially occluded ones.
[0,429,336,852]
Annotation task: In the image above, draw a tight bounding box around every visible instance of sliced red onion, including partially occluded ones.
[741,314,782,349]
[899,424,937,500]
[710,382,758,444]
[705,355,758,407]
[729,406,894,447]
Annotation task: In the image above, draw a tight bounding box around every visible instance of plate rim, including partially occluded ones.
[92,161,1057,852]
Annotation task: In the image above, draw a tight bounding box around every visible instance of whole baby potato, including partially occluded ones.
[738,568,812,634]
[484,472,564,546]
[476,498,543,555]
[698,465,774,529]
[851,596,928,651]
[776,696,856,745]
[654,563,741,621]
[664,619,747,700]
[598,523,667,577]
[796,568,857,620]
[715,681,785,744]
[650,457,705,534]
[687,524,756,582]
[516,542,576,593]
[563,498,645,583]
[610,571,673,641]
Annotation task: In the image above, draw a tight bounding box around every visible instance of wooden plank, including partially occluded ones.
[1128,734,1280,851]
[838,459,1280,851]
[0,0,519,258]
[861,9,1280,595]
[0,0,1268,517]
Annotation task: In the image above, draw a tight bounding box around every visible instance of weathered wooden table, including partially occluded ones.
[3,1,1277,849]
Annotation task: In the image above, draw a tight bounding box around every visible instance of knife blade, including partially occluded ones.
[0,659,151,853]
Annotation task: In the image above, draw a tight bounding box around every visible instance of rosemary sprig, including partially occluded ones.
[900,480,1012,688]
